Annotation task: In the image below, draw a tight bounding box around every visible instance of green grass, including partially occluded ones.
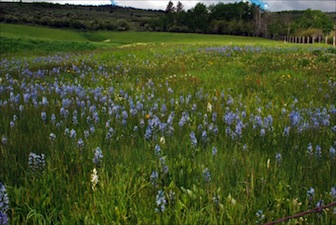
[0,24,335,224]
[2,23,323,56]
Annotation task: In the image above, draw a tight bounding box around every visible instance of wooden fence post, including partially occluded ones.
[307,36,309,44]
[333,36,335,47]
[325,36,328,44]
[312,36,315,44]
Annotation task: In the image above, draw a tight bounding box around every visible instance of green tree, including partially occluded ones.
[189,3,209,33]
[294,9,333,34]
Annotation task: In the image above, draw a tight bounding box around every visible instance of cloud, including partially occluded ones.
[18,0,336,12]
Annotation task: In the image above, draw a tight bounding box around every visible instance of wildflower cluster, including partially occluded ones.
[28,152,46,172]
[0,183,9,225]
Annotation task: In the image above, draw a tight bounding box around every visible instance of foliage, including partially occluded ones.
[293,9,334,34]
[1,1,334,38]
[0,2,161,31]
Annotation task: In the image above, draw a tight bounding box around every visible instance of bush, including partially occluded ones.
[116,19,130,31]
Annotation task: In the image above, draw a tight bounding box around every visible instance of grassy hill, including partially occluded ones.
[1,23,293,56]
[0,2,164,31]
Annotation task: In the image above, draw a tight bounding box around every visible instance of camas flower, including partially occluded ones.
[155,190,166,213]
[150,170,158,187]
[212,146,217,157]
[329,146,335,159]
[0,182,9,225]
[190,131,197,148]
[330,187,336,199]
[275,153,281,164]
[28,152,45,171]
[93,147,103,165]
[203,167,211,183]
[255,209,265,223]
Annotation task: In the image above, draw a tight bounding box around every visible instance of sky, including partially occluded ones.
[15,0,336,12]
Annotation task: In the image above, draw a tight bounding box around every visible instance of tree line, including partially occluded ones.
[148,1,335,38]
[0,1,334,39]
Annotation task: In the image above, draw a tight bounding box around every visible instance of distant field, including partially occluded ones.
[0,23,312,55]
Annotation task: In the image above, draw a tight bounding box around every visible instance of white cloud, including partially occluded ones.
[18,0,336,12]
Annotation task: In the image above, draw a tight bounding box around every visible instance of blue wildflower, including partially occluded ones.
[49,133,56,141]
[201,130,208,143]
[93,147,103,165]
[283,126,290,137]
[1,136,7,145]
[77,138,84,148]
[155,190,166,213]
[212,146,217,157]
[307,187,315,201]
[84,130,90,139]
[70,129,76,139]
[190,131,197,148]
[150,170,158,187]
[329,146,336,159]
[316,199,323,208]
[154,144,161,157]
[289,111,301,127]
[260,128,266,137]
[315,145,322,158]
[307,143,313,156]
[50,114,56,124]
[0,182,9,225]
[330,187,336,199]
[255,209,265,223]
[28,152,46,171]
[145,126,152,140]
[41,111,47,121]
[203,167,211,183]
[276,153,281,164]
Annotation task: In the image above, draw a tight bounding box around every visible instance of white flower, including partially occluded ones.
[160,136,166,145]
[207,102,212,113]
[91,168,99,191]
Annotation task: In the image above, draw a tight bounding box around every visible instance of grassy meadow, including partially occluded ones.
[0,24,335,224]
